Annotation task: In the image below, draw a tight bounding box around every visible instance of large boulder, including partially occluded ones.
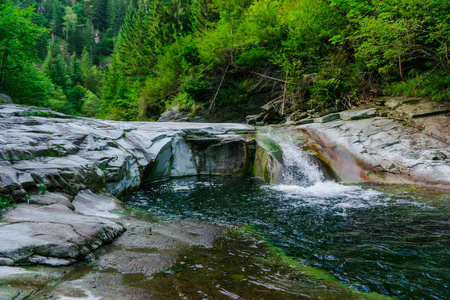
[297,117,450,189]
[0,94,13,104]
[253,136,283,184]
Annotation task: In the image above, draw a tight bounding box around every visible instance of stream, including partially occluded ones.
[123,130,450,299]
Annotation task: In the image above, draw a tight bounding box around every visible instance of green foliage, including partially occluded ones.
[0,0,49,103]
[38,184,47,194]
[0,194,14,210]
[43,38,68,88]
[82,90,102,117]
[5,0,450,120]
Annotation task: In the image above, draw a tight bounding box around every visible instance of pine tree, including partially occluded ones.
[43,38,68,88]
[68,52,83,87]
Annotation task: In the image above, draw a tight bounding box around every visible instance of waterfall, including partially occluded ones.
[259,127,325,187]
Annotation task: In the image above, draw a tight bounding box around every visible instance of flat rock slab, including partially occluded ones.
[340,108,378,121]
[0,266,61,299]
[0,104,253,267]
[32,219,225,300]
[0,191,124,266]
[297,117,450,188]
[0,104,254,198]
[388,99,450,120]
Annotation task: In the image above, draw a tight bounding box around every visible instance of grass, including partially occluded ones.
[0,195,14,210]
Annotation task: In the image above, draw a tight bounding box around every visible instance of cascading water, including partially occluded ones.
[259,127,325,186]
[123,127,450,299]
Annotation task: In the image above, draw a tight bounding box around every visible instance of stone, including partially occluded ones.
[288,111,309,122]
[29,192,74,210]
[253,136,283,184]
[298,117,450,188]
[0,104,255,266]
[73,190,124,219]
[340,108,378,121]
[255,122,265,126]
[294,118,314,125]
[245,114,262,125]
[261,103,275,112]
[0,94,13,104]
[158,105,189,122]
[0,200,124,265]
[314,113,341,123]
[28,255,75,266]
[388,99,450,120]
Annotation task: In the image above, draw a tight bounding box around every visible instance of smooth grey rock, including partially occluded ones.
[255,122,265,126]
[73,189,123,219]
[0,258,14,266]
[245,114,262,125]
[298,118,450,187]
[29,192,74,210]
[388,99,450,120]
[0,196,124,265]
[0,94,13,104]
[0,105,254,266]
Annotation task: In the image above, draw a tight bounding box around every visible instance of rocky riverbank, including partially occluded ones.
[0,104,255,268]
[294,98,450,190]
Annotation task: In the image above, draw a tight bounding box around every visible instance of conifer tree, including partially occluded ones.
[43,38,68,88]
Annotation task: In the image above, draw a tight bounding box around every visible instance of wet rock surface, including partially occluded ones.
[298,116,450,189]
[0,104,254,267]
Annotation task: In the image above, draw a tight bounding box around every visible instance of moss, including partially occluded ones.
[230,227,393,300]
[255,135,283,162]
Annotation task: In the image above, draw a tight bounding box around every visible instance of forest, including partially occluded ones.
[1,0,449,120]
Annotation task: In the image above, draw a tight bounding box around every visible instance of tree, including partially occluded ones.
[43,38,68,88]
[0,0,49,103]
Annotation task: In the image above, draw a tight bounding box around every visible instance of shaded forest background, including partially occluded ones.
[1,0,449,120]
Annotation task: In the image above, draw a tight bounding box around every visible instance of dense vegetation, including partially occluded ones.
[1,0,449,120]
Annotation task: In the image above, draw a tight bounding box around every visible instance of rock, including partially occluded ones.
[297,117,450,188]
[29,192,74,210]
[0,266,60,299]
[0,197,124,266]
[255,122,265,126]
[384,97,422,109]
[158,105,190,122]
[312,107,337,118]
[288,111,309,122]
[388,99,450,120]
[294,118,314,125]
[340,108,378,121]
[314,113,341,123]
[73,190,124,219]
[261,103,275,112]
[0,94,13,104]
[245,114,262,125]
[0,105,255,266]
[253,136,283,183]
[0,258,14,266]
[28,255,75,266]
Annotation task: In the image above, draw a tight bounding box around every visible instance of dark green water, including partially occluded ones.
[123,176,450,299]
